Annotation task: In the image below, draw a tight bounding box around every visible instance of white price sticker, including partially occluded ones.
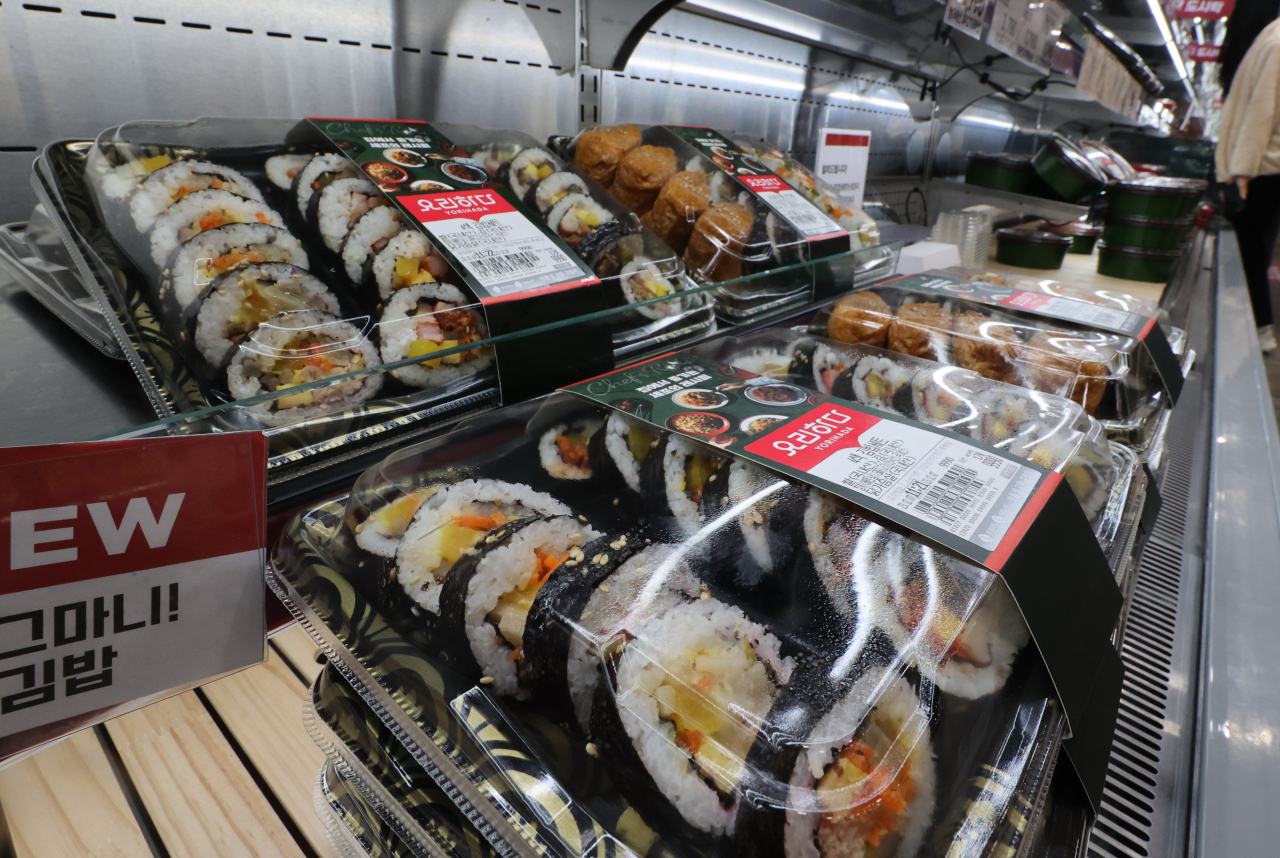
[814,130,872,209]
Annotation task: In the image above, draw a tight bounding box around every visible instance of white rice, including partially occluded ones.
[193,262,338,366]
[294,153,353,214]
[614,598,794,836]
[463,516,600,698]
[341,205,405,282]
[129,160,263,232]
[396,480,569,614]
[538,418,603,480]
[546,193,614,241]
[378,283,492,388]
[783,674,935,858]
[602,412,650,492]
[316,177,384,253]
[509,148,556,198]
[727,462,783,580]
[149,189,285,268]
[225,309,382,426]
[163,222,308,310]
[534,172,589,212]
[266,153,314,190]
[372,230,437,302]
[564,543,699,731]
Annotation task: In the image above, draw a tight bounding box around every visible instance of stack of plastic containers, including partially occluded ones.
[931,210,993,269]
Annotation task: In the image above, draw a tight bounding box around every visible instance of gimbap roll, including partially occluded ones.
[149,189,285,268]
[788,340,852,395]
[129,159,264,232]
[620,259,683,319]
[642,435,728,538]
[697,461,806,595]
[735,672,936,858]
[547,194,615,247]
[353,485,443,559]
[802,490,875,634]
[588,412,661,497]
[293,153,358,214]
[192,262,339,366]
[538,417,604,482]
[436,514,600,697]
[509,148,557,199]
[396,479,570,615]
[534,172,590,212]
[312,177,389,253]
[837,356,916,414]
[265,153,315,191]
[525,536,701,731]
[378,283,491,387]
[593,598,796,837]
[471,142,523,179]
[163,222,308,309]
[371,231,452,302]
[340,205,404,283]
[911,368,978,430]
[225,309,382,424]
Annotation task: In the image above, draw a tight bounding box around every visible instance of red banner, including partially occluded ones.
[1185,43,1221,61]
[1170,0,1234,19]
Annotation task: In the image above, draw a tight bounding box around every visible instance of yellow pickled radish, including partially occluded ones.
[370,491,431,536]
[581,211,601,228]
[649,280,670,297]
[395,257,419,280]
[407,338,445,367]
[537,164,554,179]
[139,154,172,173]
[440,339,462,365]
[436,524,484,564]
[276,390,314,409]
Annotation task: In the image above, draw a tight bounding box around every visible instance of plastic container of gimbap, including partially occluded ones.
[1101,213,1193,251]
[315,760,414,858]
[692,328,1142,570]
[268,388,1107,858]
[1031,136,1109,204]
[964,153,1036,194]
[1096,242,1184,283]
[994,229,1073,269]
[1105,177,1207,219]
[306,664,495,858]
[805,283,1177,444]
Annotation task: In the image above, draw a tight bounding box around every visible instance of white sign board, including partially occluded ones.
[814,129,872,210]
[987,0,1070,74]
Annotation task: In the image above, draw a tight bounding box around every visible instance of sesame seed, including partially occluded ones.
[613,498,620,505]
[600,584,610,593]
[585,742,599,757]
[410,575,422,586]
[579,515,588,522]
[479,676,495,685]
[565,559,578,567]
[609,540,624,550]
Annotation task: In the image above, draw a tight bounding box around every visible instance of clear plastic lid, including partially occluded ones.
[693,328,1121,533]
[807,285,1157,422]
[311,391,1048,858]
[550,125,817,285]
[723,133,882,249]
[74,117,713,442]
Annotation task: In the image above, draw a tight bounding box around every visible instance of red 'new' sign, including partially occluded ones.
[1170,0,1234,19]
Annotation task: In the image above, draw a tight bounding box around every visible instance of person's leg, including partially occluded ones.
[1232,174,1280,329]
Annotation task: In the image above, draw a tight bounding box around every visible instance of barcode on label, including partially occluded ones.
[914,465,984,526]
[469,250,542,281]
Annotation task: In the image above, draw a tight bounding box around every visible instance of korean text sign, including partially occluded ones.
[0,433,267,756]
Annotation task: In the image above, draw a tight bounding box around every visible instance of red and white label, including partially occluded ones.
[998,291,1136,332]
[736,175,848,242]
[816,128,872,208]
[397,189,597,300]
[0,435,266,747]
[1170,0,1233,18]
[1185,43,1221,62]
[746,405,1041,546]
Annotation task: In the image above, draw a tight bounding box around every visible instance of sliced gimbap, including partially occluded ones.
[129,159,264,232]
[265,153,315,191]
[370,231,453,303]
[534,172,590,212]
[588,412,661,497]
[225,309,381,425]
[341,205,405,283]
[163,222,308,310]
[642,434,728,538]
[379,283,491,387]
[620,259,683,319]
[149,189,285,268]
[293,153,358,214]
[546,193,615,247]
[509,147,557,198]
[192,262,339,367]
[312,177,389,253]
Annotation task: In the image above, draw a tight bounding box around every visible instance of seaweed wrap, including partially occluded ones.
[436,514,600,697]
[192,262,339,367]
[641,434,729,539]
[587,412,663,502]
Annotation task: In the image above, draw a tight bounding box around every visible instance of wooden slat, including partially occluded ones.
[0,729,150,858]
[270,623,326,688]
[105,692,307,858]
[200,650,330,856]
